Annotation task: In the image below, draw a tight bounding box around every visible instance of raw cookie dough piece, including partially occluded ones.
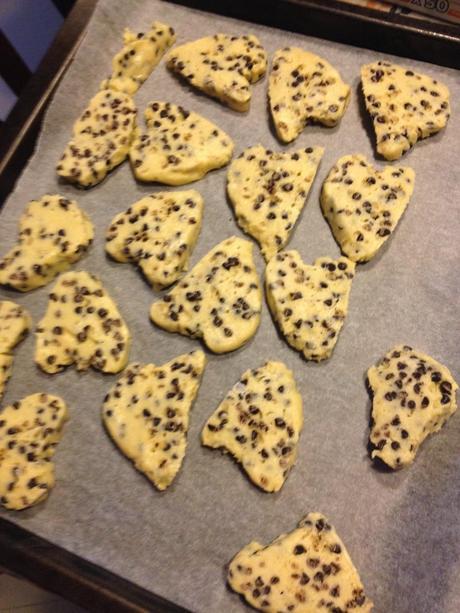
[0,393,68,510]
[150,236,261,353]
[227,145,324,261]
[0,195,94,292]
[361,61,450,160]
[202,361,302,492]
[0,301,31,400]
[35,271,130,374]
[130,101,234,184]
[266,252,355,361]
[167,34,267,112]
[105,190,203,289]
[368,344,458,469]
[57,89,136,187]
[228,512,373,612]
[321,154,415,262]
[103,350,206,490]
[101,22,176,95]
[269,48,350,143]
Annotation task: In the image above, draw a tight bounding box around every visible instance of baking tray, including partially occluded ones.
[0,1,459,612]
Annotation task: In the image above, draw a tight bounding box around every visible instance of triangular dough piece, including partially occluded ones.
[266,252,355,361]
[101,22,175,95]
[167,34,267,112]
[35,271,130,374]
[228,512,373,612]
[321,154,415,262]
[0,301,31,401]
[202,361,302,492]
[269,48,350,143]
[106,190,203,289]
[368,344,458,469]
[130,101,234,184]
[0,195,94,291]
[57,90,136,187]
[227,145,324,261]
[103,350,206,490]
[361,61,450,160]
[0,393,68,510]
[150,236,262,353]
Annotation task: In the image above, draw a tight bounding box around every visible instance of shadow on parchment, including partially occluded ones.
[372,413,460,613]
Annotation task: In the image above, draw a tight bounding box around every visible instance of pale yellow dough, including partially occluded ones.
[35,271,130,374]
[228,512,373,613]
[227,144,323,261]
[0,195,94,291]
[130,101,234,185]
[266,252,355,361]
[0,301,31,400]
[101,22,176,95]
[103,350,206,490]
[361,61,450,160]
[150,236,262,353]
[202,361,303,492]
[321,154,415,262]
[57,90,136,187]
[167,34,267,111]
[106,190,203,289]
[0,393,68,510]
[368,344,458,469]
[269,48,350,143]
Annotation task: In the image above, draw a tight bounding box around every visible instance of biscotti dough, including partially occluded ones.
[103,350,206,490]
[0,393,68,510]
[57,90,136,187]
[266,252,355,361]
[321,154,415,262]
[361,61,450,160]
[130,101,233,184]
[106,190,203,289]
[202,361,303,492]
[35,271,130,374]
[150,236,262,353]
[101,22,175,95]
[167,34,267,111]
[0,301,31,401]
[0,195,94,291]
[269,48,350,143]
[368,344,458,469]
[227,145,323,261]
[228,512,373,612]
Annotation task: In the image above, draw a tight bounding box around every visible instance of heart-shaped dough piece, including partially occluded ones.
[266,252,355,362]
[321,154,415,262]
[35,271,130,374]
[130,101,234,185]
[167,34,267,111]
[368,345,458,470]
[106,190,203,289]
[228,512,373,612]
[150,236,262,353]
[0,301,31,401]
[227,144,323,261]
[57,90,137,187]
[361,61,450,160]
[269,47,350,143]
[0,393,68,510]
[101,22,175,95]
[0,195,94,292]
[103,350,206,490]
[202,361,303,492]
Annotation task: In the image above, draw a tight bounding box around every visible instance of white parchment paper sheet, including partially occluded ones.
[1,1,459,611]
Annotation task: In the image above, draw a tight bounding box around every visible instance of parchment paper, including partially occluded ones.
[1,1,459,611]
